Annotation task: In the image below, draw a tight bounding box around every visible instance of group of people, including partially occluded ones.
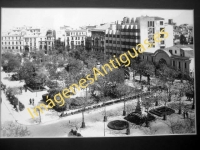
[29,98,35,105]
[183,111,189,119]
[68,129,82,137]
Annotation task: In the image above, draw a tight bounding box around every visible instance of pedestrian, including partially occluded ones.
[32,98,34,106]
[183,111,186,119]
[20,87,23,93]
[186,111,189,118]
[29,98,32,105]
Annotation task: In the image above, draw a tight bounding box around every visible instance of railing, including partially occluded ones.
[60,91,152,117]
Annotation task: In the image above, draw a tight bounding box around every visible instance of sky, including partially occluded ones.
[1,8,193,32]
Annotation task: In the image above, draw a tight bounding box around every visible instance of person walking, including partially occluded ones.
[32,98,34,106]
[29,98,32,105]
[186,111,189,118]
[183,111,186,119]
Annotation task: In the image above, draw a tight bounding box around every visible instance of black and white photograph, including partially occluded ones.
[0,8,195,138]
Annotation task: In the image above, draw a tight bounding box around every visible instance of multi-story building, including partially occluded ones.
[65,29,87,49]
[87,23,112,53]
[1,26,55,54]
[24,33,40,52]
[1,32,24,54]
[105,16,173,56]
[141,44,194,76]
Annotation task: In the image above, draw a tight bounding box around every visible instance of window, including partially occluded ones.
[173,60,175,67]
[169,50,172,54]
[179,61,181,69]
[185,62,187,69]
[12,47,14,49]
[160,21,163,25]
[12,42,14,44]
[160,28,164,32]
[16,42,18,45]
[175,50,177,54]
[72,37,74,40]
[160,34,164,38]
[2,42,3,45]
[161,40,165,44]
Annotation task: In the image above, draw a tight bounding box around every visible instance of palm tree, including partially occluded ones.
[142,97,154,127]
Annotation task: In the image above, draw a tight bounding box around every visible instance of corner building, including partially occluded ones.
[105,16,173,56]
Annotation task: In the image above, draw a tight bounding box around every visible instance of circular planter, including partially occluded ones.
[107,120,129,130]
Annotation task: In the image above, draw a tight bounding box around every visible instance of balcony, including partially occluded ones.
[121,32,125,35]
[126,45,129,49]
[121,45,125,48]
[125,32,130,35]
[125,39,130,42]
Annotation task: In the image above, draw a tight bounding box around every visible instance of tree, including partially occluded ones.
[173,82,186,114]
[164,114,195,134]
[133,60,154,83]
[80,95,89,128]
[142,97,155,127]
[18,60,36,84]
[116,84,132,116]
[107,68,125,84]
[159,91,169,120]
[1,52,21,72]
[1,121,31,137]
[18,61,46,88]
[158,64,179,85]
[184,77,194,109]
[180,34,187,45]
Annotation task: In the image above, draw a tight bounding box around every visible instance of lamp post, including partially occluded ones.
[37,108,41,123]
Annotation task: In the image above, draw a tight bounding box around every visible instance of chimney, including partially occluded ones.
[168,19,173,25]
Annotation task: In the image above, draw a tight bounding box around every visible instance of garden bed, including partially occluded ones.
[149,106,175,117]
[124,112,155,125]
[107,120,129,130]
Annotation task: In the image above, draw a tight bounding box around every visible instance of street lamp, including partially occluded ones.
[37,108,41,123]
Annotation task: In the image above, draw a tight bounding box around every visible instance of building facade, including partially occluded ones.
[1,26,55,54]
[140,45,194,76]
[1,33,24,53]
[65,29,87,49]
[105,16,174,56]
